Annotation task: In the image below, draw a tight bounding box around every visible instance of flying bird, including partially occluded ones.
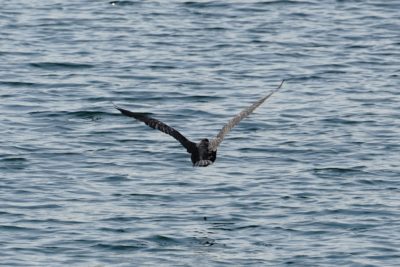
[114,80,284,167]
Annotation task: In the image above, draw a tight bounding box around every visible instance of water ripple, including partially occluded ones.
[1,0,400,266]
[29,62,94,70]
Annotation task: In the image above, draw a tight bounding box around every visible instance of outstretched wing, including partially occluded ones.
[114,105,197,154]
[209,80,284,151]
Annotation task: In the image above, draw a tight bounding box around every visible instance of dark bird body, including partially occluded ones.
[114,80,284,167]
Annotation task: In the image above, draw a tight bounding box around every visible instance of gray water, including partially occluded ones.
[1,1,400,266]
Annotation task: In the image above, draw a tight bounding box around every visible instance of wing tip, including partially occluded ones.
[267,79,285,96]
[277,79,285,90]
[112,101,122,112]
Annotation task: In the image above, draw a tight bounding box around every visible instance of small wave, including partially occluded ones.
[144,235,181,247]
[0,81,41,87]
[183,1,231,9]
[0,225,37,231]
[1,157,28,170]
[1,157,28,162]
[29,110,109,121]
[321,117,366,125]
[312,166,368,178]
[9,204,63,210]
[313,166,366,173]
[109,1,139,6]
[256,0,314,6]
[29,62,94,70]
[92,242,147,251]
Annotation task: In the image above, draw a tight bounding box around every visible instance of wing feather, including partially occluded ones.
[114,105,196,154]
[209,80,284,151]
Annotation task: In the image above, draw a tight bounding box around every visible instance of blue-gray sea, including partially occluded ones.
[1,1,400,266]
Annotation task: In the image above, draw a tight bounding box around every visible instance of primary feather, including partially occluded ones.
[209,80,284,151]
[113,106,197,153]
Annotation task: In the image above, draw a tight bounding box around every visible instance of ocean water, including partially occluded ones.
[1,0,400,266]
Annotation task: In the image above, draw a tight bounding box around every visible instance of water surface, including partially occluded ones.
[1,1,400,266]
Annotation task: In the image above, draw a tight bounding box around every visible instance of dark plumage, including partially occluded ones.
[114,80,284,167]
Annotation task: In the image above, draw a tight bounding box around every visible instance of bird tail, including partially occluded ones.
[194,160,213,167]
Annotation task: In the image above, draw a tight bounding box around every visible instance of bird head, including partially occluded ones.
[198,138,209,148]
